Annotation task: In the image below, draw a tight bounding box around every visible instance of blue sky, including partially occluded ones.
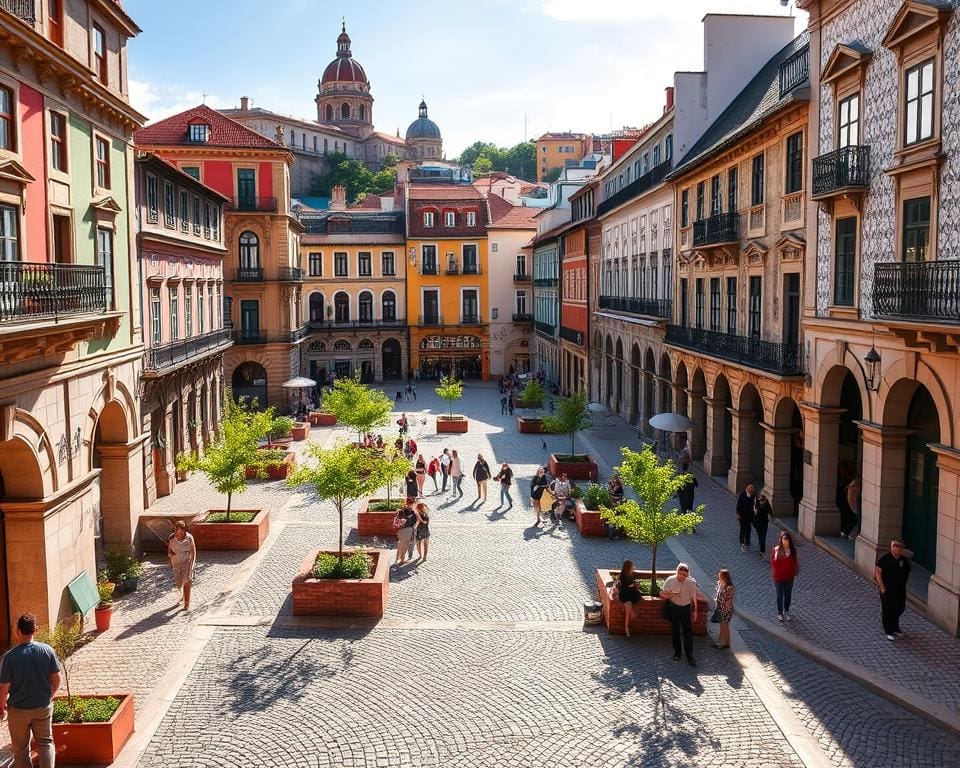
[125,0,807,159]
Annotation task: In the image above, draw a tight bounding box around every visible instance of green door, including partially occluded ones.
[903,434,938,572]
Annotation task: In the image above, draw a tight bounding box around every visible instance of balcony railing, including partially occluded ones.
[535,320,555,336]
[459,314,482,325]
[513,273,530,282]
[665,325,802,376]
[235,267,264,282]
[533,277,558,287]
[873,260,960,323]
[445,264,459,275]
[463,264,482,275]
[597,160,672,216]
[559,326,585,346]
[0,0,35,24]
[598,295,672,318]
[233,330,267,345]
[226,197,278,213]
[418,315,444,326]
[512,312,533,322]
[779,45,809,98]
[144,328,232,373]
[692,213,739,247]
[812,145,871,198]
[308,318,407,330]
[421,263,439,275]
[278,266,305,281]
[0,262,106,323]
[289,324,309,343]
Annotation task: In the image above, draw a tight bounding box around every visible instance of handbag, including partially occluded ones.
[710,608,721,624]
[660,599,672,620]
[392,513,404,530]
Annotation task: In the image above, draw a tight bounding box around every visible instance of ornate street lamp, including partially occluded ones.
[864,346,881,391]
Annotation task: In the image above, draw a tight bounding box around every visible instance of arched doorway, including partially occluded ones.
[643,348,656,435]
[615,338,624,414]
[233,362,268,408]
[93,400,132,547]
[901,385,940,572]
[382,338,402,380]
[658,353,672,414]
[604,336,613,406]
[773,397,804,517]
[690,367,707,461]
[309,292,324,323]
[712,374,733,475]
[675,362,689,451]
[630,343,641,425]
[738,383,765,489]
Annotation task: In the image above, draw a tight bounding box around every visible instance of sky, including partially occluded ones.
[124,0,808,159]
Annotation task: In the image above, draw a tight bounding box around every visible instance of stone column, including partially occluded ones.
[702,397,729,476]
[687,388,706,462]
[763,423,798,519]
[727,408,757,494]
[98,437,148,549]
[927,444,960,637]
[798,403,844,539]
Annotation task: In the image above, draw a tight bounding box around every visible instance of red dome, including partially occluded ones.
[321,57,368,84]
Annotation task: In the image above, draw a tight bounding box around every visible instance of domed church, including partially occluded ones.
[406,100,443,159]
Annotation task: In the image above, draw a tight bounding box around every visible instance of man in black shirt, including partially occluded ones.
[736,483,756,552]
[875,539,911,641]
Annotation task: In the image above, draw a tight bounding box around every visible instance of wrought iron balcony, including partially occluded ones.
[463,264,482,275]
[459,314,482,325]
[421,263,439,276]
[692,213,739,247]
[445,264,460,275]
[418,314,444,326]
[559,326,585,346]
[779,45,809,98]
[235,267,263,282]
[233,330,267,345]
[597,159,672,216]
[812,145,871,198]
[513,273,531,283]
[0,0,35,24]
[533,277,558,287]
[278,266,305,281]
[598,295,672,318]
[308,318,407,330]
[0,262,106,323]
[873,260,960,324]
[512,312,533,322]
[535,320,555,336]
[226,197,278,213]
[665,325,802,376]
[289,324,309,343]
[144,329,232,373]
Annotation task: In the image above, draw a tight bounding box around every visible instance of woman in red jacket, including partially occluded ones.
[771,530,799,622]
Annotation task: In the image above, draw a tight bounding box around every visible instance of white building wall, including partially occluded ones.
[487,228,536,377]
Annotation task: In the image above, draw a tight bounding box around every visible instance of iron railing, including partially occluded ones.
[226,197,277,213]
[418,315,444,326]
[812,145,871,197]
[693,213,739,247]
[0,262,106,322]
[513,273,531,282]
[459,315,482,325]
[779,45,809,97]
[463,264,482,275]
[873,260,960,323]
[665,325,802,376]
[445,265,460,275]
[421,263,439,275]
[289,324,309,343]
[278,266,305,281]
[235,267,264,282]
[512,312,533,322]
[598,295,672,318]
[597,160,672,216]
[535,320,555,336]
[308,319,407,330]
[144,328,232,372]
[559,326,585,346]
[233,330,267,345]
[533,277,558,287]
[0,0,35,24]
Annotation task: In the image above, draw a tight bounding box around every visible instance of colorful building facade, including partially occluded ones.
[560,182,597,395]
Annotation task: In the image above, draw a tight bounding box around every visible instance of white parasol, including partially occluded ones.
[282,377,317,389]
[648,412,694,432]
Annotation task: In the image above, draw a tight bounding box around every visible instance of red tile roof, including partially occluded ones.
[487,193,538,229]
[408,184,483,201]
[354,195,383,209]
[134,105,284,150]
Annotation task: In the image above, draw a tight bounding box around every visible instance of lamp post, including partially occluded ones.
[864,346,881,392]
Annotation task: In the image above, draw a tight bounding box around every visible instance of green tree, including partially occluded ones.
[456,141,499,168]
[503,141,536,180]
[600,447,704,595]
[543,390,592,458]
[321,377,393,441]
[472,156,494,176]
[543,167,562,183]
[176,394,275,518]
[36,614,82,704]
[307,153,397,203]
[435,376,464,417]
[287,443,409,562]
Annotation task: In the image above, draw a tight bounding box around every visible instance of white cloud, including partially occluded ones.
[129,77,230,124]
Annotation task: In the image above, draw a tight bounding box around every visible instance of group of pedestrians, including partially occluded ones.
[393,497,431,565]
[734,483,773,555]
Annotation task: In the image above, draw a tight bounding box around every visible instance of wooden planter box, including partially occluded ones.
[549,453,598,481]
[292,549,390,617]
[189,508,270,551]
[512,396,542,410]
[357,497,400,537]
[437,415,468,433]
[291,421,310,441]
[310,411,337,426]
[49,693,135,765]
[596,568,708,636]
[575,502,606,537]
[245,449,296,480]
[516,416,545,433]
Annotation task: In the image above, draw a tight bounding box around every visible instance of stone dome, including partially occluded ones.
[406,100,441,140]
[320,23,368,85]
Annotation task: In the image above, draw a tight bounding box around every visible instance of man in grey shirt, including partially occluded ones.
[660,564,707,667]
[0,613,63,768]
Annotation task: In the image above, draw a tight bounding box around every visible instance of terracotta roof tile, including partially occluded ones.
[408,184,483,201]
[134,105,284,150]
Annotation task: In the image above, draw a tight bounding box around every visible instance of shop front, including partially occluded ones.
[413,332,487,380]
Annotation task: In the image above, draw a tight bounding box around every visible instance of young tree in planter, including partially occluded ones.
[321,376,393,441]
[287,442,409,564]
[435,376,464,418]
[599,446,704,595]
[517,379,545,409]
[542,390,592,459]
[176,394,275,520]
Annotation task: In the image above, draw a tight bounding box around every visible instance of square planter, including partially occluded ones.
[437,415,468,433]
[292,548,390,617]
[49,693,135,765]
[512,396,542,410]
[549,453,598,481]
[310,411,337,426]
[245,449,296,480]
[575,502,606,537]
[516,416,545,433]
[596,568,708,636]
[291,421,311,441]
[357,497,400,537]
[189,508,270,551]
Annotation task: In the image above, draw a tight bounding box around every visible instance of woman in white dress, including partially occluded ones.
[167,520,197,611]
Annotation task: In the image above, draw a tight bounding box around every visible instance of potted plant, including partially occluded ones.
[38,615,135,765]
[515,379,545,409]
[435,376,468,432]
[576,482,611,537]
[104,549,144,593]
[321,376,393,442]
[267,415,295,446]
[543,390,598,480]
[94,577,114,632]
[174,451,191,482]
[176,392,275,551]
[286,441,409,616]
[596,446,706,636]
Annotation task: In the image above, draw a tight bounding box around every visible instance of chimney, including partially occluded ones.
[664,86,675,113]
[330,184,347,211]
[240,96,249,111]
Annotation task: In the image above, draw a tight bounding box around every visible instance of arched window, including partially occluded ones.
[359,105,366,121]
[334,291,350,323]
[382,290,396,322]
[358,291,373,323]
[239,231,259,268]
[325,104,333,122]
[358,338,374,350]
[309,292,324,323]
[333,339,351,352]
[341,103,350,120]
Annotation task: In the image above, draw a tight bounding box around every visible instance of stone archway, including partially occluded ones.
[674,362,689,451]
[770,397,803,519]
[233,361,268,409]
[630,343,641,426]
[689,367,707,461]
[382,338,402,380]
[615,338,624,415]
[705,374,732,477]
[642,348,656,436]
[93,400,139,549]
[658,352,673,415]
[730,383,765,493]
[604,336,614,406]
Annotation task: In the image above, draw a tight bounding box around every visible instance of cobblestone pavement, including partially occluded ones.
[122,384,960,767]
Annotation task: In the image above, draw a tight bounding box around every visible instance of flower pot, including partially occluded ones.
[292,549,391,617]
[548,453,598,481]
[50,693,135,765]
[291,421,310,441]
[310,411,337,426]
[357,497,401,537]
[94,605,113,632]
[122,575,139,593]
[516,416,544,433]
[436,415,468,433]
[595,568,708,636]
[574,501,606,537]
[189,508,271,551]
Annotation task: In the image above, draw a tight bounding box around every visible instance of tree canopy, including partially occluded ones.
[307,153,398,203]
[454,140,537,181]
[543,390,592,457]
[435,376,464,417]
[321,377,393,439]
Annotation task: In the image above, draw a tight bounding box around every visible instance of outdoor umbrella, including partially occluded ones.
[648,412,694,432]
[282,377,317,389]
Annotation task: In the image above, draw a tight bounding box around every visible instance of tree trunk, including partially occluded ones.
[226,491,232,520]
[650,544,658,596]
[337,501,344,563]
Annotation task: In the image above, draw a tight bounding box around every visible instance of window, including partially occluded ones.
[462,244,478,274]
[516,253,526,276]
[444,211,455,227]
[905,59,935,146]
[198,288,205,334]
[212,205,220,241]
[726,277,737,334]
[185,286,193,337]
[466,211,476,227]
[340,103,350,120]
[748,276,762,339]
[48,0,64,46]
[358,251,372,276]
[0,204,18,261]
[210,285,217,329]
[50,112,67,171]
[423,211,434,228]
[695,182,705,220]
[358,291,373,322]
[653,145,661,166]
[680,190,689,227]
[462,289,479,322]
[0,85,14,151]
[382,251,395,275]
[289,130,295,147]
[422,245,437,274]
[709,277,721,331]
[164,182,175,228]
[179,190,189,231]
[309,252,322,276]
[665,135,673,161]
[238,231,259,268]
[309,292,324,322]
[382,291,396,321]
[679,279,688,326]
[334,292,349,322]
[838,94,860,148]
[334,252,348,277]
[146,174,158,223]
[695,278,704,329]
[710,174,722,216]
[751,154,764,206]
[902,197,930,262]
[313,136,318,152]
[187,124,209,143]
[727,166,738,213]
[785,132,803,193]
[182,166,200,180]
[203,202,211,238]
[193,197,201,235]
[516,290,527,315]
[95,136,110,189]
[834,217,857,306]
[150,288,161,345]
[240,299,259,336]
[642,153,650,174]
[92,23,107,84]
[96,227,113,309]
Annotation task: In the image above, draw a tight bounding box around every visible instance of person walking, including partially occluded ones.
[414,502,431,561]
[167,520,197,611]
[508,397,514,416]
[415,454,427,497]
[494,462,514,510]
[753,492,772,556]
[660,563,706,666]
[405,468,419,500]
[711,569,735,650]
[678,462,698,532]
[500,394,508,415]
[771,530,800,622]
[440,448,451,493]
[449,449,464,498]
[530,467,548,525]
[0,613,62,768]
[845,477,862,539]
[473,454,491,504]
[394,499,417,565]
[618,560,642,637]
[736,483,756,552]
[875,539,910,641]
[411,383,417,402]
[427,456,440,493]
